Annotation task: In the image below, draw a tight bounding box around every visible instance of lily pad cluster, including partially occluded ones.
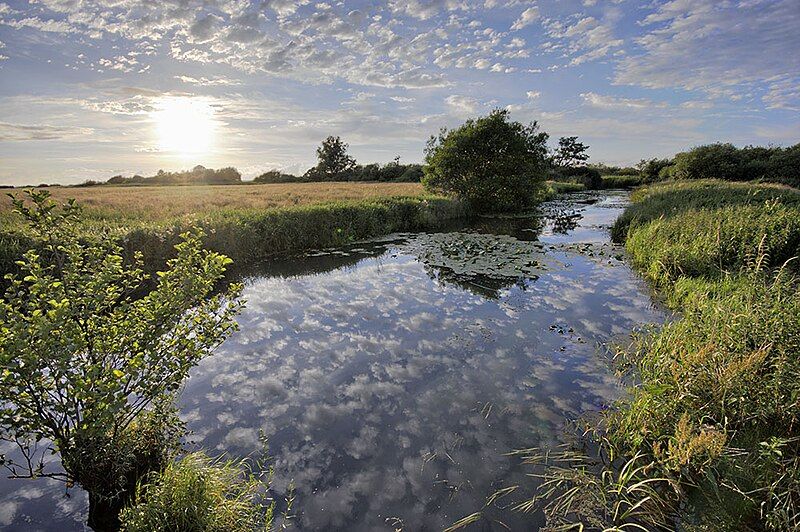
[400,232,555,281]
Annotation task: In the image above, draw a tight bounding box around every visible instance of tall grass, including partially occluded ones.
[120,452,275,531]
[611,180,800,284]
[510,180,800,530]
[1,195,470,274]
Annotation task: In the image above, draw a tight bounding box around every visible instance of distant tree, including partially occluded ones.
[551,136,590,168]
[0,191,243,529]
[307,136,357,178]
[253,170,304,184]
[637,158,673,181]
[422,108,549,212]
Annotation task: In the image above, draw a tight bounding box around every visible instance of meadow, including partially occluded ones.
[0,182,426,222]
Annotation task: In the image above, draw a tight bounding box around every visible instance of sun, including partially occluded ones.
[153,96,216,157]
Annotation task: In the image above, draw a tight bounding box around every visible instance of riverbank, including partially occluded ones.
[605,180,800,529]
[0,194,470,274]
[1,180,593,275]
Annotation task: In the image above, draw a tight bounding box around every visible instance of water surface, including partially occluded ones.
[0,190,667,531]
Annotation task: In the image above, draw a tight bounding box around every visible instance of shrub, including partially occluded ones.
[670,143,800,187]
[253,170,306,184]
[422,109,549,212]
[600,175,643,189]
[0,190,243,528]
[558,165,602,189]
[120,452,274,532]
[636,158,672,181]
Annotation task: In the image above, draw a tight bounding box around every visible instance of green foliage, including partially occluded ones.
[252,170,305,184]
[608,270,800,529]
[600,175,643,189]
[0,196,470,277]
[422,109,549,212]
[257,162,423,183]
[0,190,243,525]
[556,165,603,189]
[589,163,639,176]
[120,452,274,532]
[306,135,357,178]
[546,181,585,194]
[636,157,672,181]
[600,179,800,530]
[551,136,590,168]
[107,166,242,186]
[671,143,800,187]
[611,180,800,282]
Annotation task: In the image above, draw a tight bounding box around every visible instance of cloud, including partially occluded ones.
[510,6,539,31]
[0,121,93,141]
[175,75,241,86]
[445,94,480,115]
[615,0,800,109]
[544,15,624,66]
[580,92,667,110]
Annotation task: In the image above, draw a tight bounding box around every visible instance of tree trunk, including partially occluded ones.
[87,491,124,532]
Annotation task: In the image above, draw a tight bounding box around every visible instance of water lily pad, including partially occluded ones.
[399,232,556,281]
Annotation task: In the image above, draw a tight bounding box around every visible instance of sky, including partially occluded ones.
[0,0,798,185]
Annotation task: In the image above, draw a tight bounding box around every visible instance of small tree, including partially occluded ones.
[307,136,357,178]
[422,109,549,212]
[551,136,589,168]
[0,191,243,530]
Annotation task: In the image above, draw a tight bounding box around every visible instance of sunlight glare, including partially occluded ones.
[153,96,216,157]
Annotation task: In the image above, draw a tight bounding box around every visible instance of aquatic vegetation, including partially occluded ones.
[120,452,275,532]
[401,232,553,280]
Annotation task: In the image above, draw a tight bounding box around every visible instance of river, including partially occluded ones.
[0,190,668,531]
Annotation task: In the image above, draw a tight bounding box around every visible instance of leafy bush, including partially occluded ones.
[0,190,243,528]
[588,163,639,176]
[557,165,602,189]
[636,158,672,181]
[422,109,549,212]
[671,143,800,187]
[121,452,274,532]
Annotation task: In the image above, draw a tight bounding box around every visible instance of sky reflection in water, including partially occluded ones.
[0,191,667,531]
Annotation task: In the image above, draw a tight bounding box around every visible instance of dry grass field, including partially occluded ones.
[1,182,425,222]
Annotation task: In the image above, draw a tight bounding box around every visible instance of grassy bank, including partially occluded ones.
[600,174,644,189]
[0,194,469,274]
[599,180,800,529]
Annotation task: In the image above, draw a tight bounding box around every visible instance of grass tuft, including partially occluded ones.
[120,452,275,532]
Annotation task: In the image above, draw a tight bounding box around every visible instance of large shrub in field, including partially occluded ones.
[422,109,549,212]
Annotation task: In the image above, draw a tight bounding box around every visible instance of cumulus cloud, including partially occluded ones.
[445,94,480,115]
[615,0,800,109]
[510,6,539,31]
